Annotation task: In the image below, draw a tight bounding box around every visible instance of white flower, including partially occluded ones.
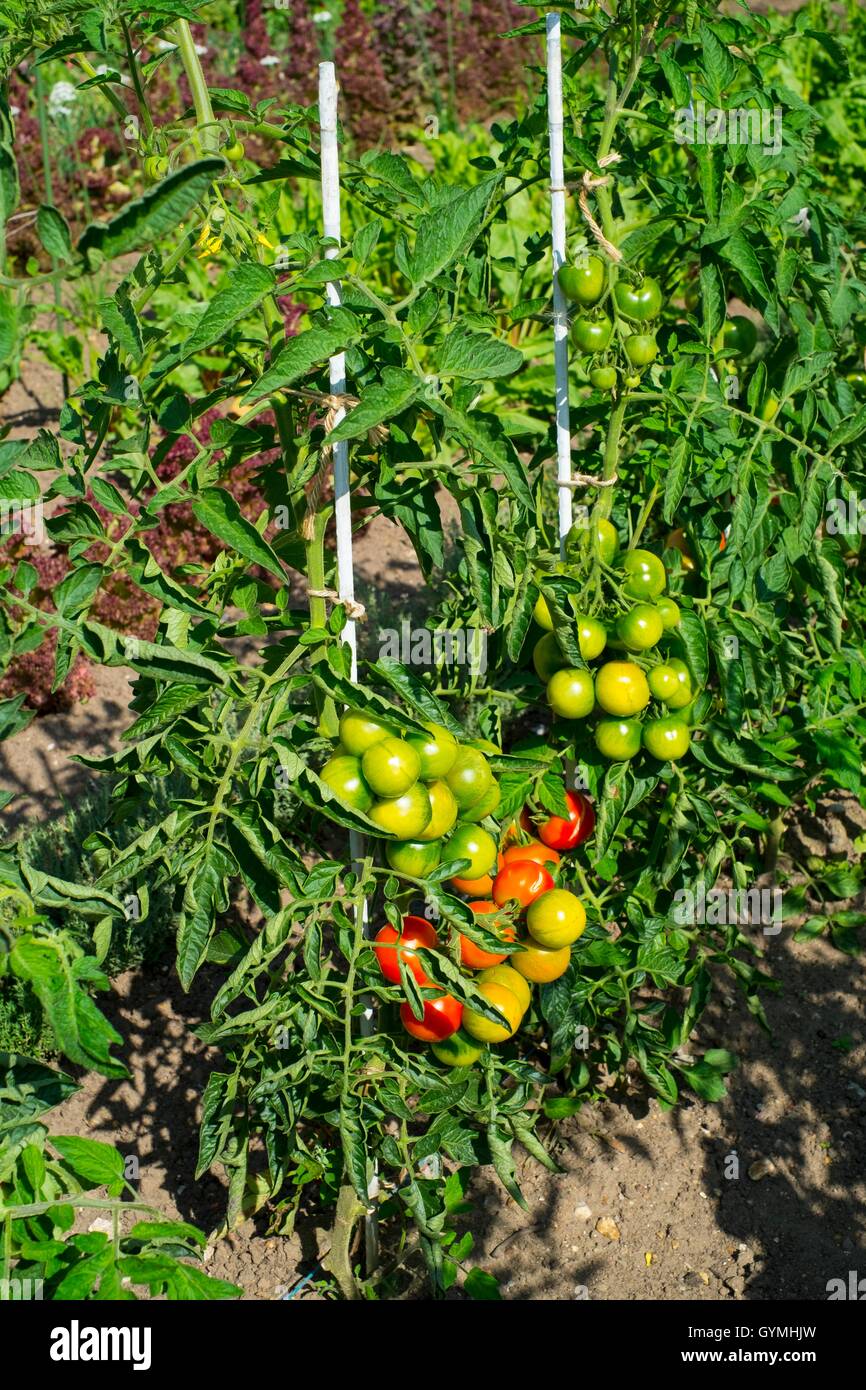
[261,54,280,67]
[48,80,77,120]
[194,43,208,56]
[313,10,333,22]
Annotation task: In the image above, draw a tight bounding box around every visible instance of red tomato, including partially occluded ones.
[373,915,438,985]
[532,792,595,851]
[492,861,555,910]
[400,991,462,1042]
[501,841,561,871]
[460,901,516,969]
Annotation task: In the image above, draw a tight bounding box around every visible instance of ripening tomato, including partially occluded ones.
[614,276,663,322]
[532,632,567,683]
[621,549,667,599]
[385,839,442,878]
[594,718,642,760]
[339,708,395,756]
[460,780,501,823]
[616,603,664,652]
[446,824,498,883]
[501,840,561,871]
[655,597,681,629]
[373,915,438,985]
[511,937,571,984]
[492,861,555,909]
[571,315,613,353]
[406,723,458,779]
[547,667,595,720]
[526,888,586,948]
[624,333,658,367]
[534,791,595,851]
[415,778,459,841]
[320,754,374,812]
[595,661,650,716]
[719,315,757,357]
[643,716,691,761]
[460,901,515,969]
[590,365,617,391]
[577,615,607,660]
[445,748,493,811]
[558,255,605,306]
[368,783,432,838]
[462,982,523,1043]
[478,964,532,1014]
[401,991,462,1042]
[361,735,422,797]
[662,657,694,710]
[665,528,695,573]
[431,1029,484,1067]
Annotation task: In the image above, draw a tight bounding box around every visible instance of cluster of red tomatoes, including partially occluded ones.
[531,522,698,763]
[372,789,595,1067]
[558,255,664,390]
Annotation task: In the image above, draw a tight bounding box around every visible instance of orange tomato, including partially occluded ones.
[459,901,516,969]
[450,852,504,896]
[500,840,561,871]
[492,861,555,910]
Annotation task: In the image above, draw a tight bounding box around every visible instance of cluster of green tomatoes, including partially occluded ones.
[558,254,663,389]
[531,521,699,763]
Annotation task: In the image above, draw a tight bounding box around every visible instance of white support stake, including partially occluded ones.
[546,13,572,553]
[318,61,378,1277]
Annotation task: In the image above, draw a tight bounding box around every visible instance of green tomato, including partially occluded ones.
[760,394,779,422]
[662,657,694,710]
[571,315,613,353]
[643,716,691,761]
[406,723,458,779]
[845,371,866,392]
[416,779,459,841]
[224,139,245,162]
[431,1029,484,1067]
[445,748,493,811]
[655,597,681,629]
[320,754,374,812]
[532,631,567,683]
[361,735,421,797]
[446,824,498,880]
[565,517,619,565]
[624,373,641,389]
[624,333,658,367]
[533,591,554,631]
[558,255,605,306]
[595,661,651,716]
[546,667,595,720]
[590,365,617,391]
[719,315,757,356]
[621,548,667,600]
[576,615,607,660]
[616,603,664,652]
[613,276,663,322]
[339,708,395,756]
[368,784,432,838]
[460,780,501,823]
[385,838,442,878]
[647,664,683,703]
[594,718,642,760]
